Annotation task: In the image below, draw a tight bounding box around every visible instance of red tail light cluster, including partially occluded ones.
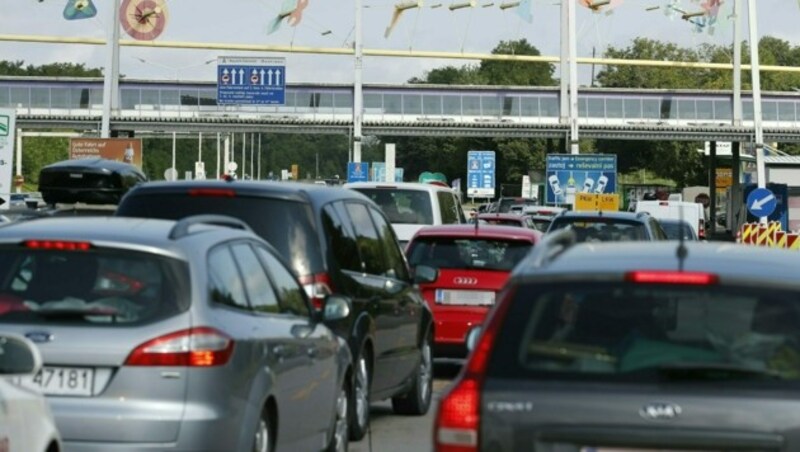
[434,288,515,452]
[125,327,234,367]
[299,272,334,310]
[24,240,91,251]
[188,188,236,198]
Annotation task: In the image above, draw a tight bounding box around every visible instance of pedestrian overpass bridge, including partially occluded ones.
[6,76,800,142]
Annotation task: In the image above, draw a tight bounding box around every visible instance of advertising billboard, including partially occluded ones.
[69,138,143,168]
[545,154,617,205]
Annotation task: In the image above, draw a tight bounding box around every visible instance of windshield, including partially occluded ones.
[0,246,189,326]
[353,188,433,225]
[549,218,648,242]
[407,237,533,271]
[488,283,800,386]
[660,221,698,240]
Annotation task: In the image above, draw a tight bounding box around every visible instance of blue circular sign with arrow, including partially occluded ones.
[747,187,777,218]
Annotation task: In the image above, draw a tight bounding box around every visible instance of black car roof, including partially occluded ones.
[123,180,370,206]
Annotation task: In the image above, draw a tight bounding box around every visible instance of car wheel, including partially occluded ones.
[349,348,371,441]
[391,330,433,415]
[252,407,274,452]
[325,381,350,452]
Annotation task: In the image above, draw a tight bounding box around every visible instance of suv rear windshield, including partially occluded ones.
[407,238,533,271]
[117,195,322,276]
[0,246,189,326]
[549,218,648,242]
[488,283,800,387]
[351,188,433,225]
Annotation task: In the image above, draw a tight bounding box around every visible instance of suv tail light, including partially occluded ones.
[24,240,92,251]
[625,270,719,285]
[299,272,334,310]
[125,327,234,367]
[434,287,515,452]
[699,218,706,239]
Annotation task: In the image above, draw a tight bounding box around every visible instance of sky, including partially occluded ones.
[1,0,799,85]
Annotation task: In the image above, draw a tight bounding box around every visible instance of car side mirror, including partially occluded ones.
[465,327,483,353]
[322,295,352,322]
[413,265,438,284]
[0,334,42,377]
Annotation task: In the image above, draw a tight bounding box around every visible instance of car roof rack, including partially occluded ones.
[169,214,253,240]
[525,227,576,268]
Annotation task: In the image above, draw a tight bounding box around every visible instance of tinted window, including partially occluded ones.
[481,217,524,227]
[649,218,669,240]
[408,238,533,271]
[117,195,321,276]
[352,188,433,225]
[256,247,310,318]
[489,283,800,388]
[208,246,249,310]
[549,218,648,242]
[0,247,189,325]
[368,206,410,280]
[231,243,279,313]
[322,203,362,272]
[437,191,460,224]
[659,220,698,240]
[346,202,386,275]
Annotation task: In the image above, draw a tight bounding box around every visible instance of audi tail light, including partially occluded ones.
[125,327,234,367]
[434,287,516,452]
[299,272,334,310]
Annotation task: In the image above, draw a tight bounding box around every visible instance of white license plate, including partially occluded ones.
[435,289,494,306]
[11,366,95,396]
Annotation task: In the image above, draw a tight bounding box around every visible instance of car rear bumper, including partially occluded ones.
[432,308,487,351]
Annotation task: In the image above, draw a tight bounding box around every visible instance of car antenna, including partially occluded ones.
[677,200,688,272]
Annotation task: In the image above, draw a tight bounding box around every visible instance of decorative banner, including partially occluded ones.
[385,0,423,38]
[69,138,143,168]
[0,110,15,210]
[63,0,97,20]
[120,0,169,41]
[268,0,309,35]
[578,0,624,14]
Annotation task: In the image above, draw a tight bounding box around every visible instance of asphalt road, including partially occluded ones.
[350,364,460,452]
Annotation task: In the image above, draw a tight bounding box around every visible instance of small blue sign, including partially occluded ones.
[347,162,369,183]
[545,154,617,205]
[747,187,777,218]
[467,150,496,198]
[371,162,386,182]
[217,57,286,105]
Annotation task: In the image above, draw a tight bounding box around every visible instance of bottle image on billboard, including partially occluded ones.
[565,172,576,205]
[594,174,608,194]
[582,172,594,193]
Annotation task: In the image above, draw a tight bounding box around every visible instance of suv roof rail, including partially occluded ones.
[526,227,576,268]
[169,214,253,240]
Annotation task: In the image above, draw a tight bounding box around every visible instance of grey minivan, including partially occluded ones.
[0,216,352,452]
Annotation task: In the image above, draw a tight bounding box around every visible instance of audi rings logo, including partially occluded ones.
[453,277,478,285]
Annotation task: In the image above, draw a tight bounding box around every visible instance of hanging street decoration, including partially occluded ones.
[119,0,169,41]
[267,0,309,35]
[385,0,423,38]
[578,0,624,14]
[63,0,97,20]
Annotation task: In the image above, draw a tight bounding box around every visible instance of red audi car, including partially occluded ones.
[406,225,541,359]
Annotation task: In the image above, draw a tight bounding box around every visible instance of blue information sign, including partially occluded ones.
[347,162,369,183]
[217,57,286,105]
[545,154,617,205]
[467,150,496,198]
[746,186,778,218]
[371,162,386,182]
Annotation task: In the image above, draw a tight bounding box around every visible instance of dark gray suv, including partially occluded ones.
[547,210,668,242]
[436,233,800,451]
[116,181,435,440]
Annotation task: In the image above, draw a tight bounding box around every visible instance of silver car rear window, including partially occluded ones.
[0,246,190,325]
[489,283,800,386]
[352,188,433,225]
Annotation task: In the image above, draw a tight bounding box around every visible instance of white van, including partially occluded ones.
[345,181,466,247]
[635,200,707,239]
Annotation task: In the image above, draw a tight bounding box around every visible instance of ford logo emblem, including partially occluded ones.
[453,277,478,285]
[639,402,682,421]
[25,332,54,344]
